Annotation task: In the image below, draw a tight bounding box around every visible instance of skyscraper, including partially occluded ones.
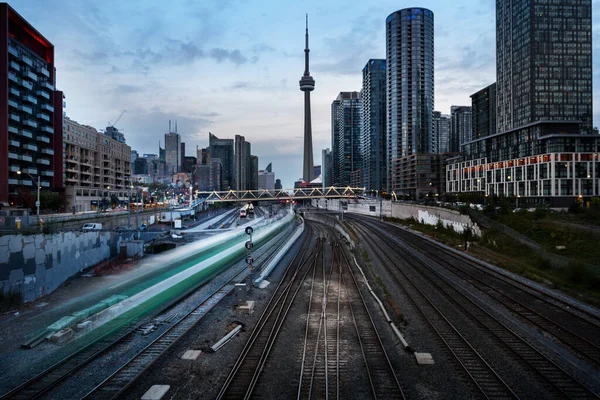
[300,14,315,183]
[433,111,451,154]
[235,135,250,191]
[331,92,362,187]
[209,133,234,190]
[450,106,472,153]
[386,8,434,191]
[164,121,181,175]
[496,0,592,133]
[471,83,497,140]
[249,155,259,190]
[1,4,64,206]
[361,59,387,192]
[321,148,332,188]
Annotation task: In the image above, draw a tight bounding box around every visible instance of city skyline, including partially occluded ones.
[13,0,600,188]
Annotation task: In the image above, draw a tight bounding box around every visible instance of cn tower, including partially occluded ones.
[300,14,315,183]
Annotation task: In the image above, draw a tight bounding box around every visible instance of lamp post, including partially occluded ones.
[17,170,40,228]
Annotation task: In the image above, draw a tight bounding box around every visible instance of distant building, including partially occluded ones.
[450,106,472,153]
[361,59,387,192]
[471,83,496,140]
[131,150,139,165]
[209,133,234,190]
[249,155,259,190]
[183,156,196,174]
[165,130,181,175]
[258,165,275,190]
[63,117,131,211]
[235,135,251,191]
[392,153,446,200]
[180,142,186,172]
[197,164,211,191]
[209,158,222,191]
[331,92,362,187]
[274,179,282,190]
[313,165,321,179]
[134,157,148,175]
[105,126,126,144]
[321,149,332,188]
[433,111,451,154]
[386,7,434,191]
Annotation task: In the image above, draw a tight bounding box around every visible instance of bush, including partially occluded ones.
[563,262,600,290]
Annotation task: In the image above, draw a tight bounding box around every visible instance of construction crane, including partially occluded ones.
[109,110,126,128]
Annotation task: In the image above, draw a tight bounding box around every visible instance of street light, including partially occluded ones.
[17,171,42,227]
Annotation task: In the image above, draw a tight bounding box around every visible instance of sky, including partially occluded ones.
[14,0,600,188]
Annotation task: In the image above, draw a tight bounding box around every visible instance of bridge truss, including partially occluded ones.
[198,187,366,203]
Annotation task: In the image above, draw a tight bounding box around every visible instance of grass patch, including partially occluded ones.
[473,230,600,306]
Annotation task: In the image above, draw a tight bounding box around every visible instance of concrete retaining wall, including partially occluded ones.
[311,198,481,237]
[0,231,128,302]
[303,211,355,247]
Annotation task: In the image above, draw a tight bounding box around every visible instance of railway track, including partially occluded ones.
[350,217,599,399]
[217,223,323,399]
[219,221,405,399]
[382,218,600,368]
[1,221,301,400]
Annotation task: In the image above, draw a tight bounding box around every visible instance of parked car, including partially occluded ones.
[115,226,130,233]
[82,223,102,231]
[139,223,148,231]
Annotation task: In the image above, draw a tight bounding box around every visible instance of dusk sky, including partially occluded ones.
[14,0,600,188]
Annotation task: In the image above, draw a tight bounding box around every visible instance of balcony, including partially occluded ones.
[8,99,18,109]
[8,125,18,134]
[21,55,33,67]
[23,167,38,174]
[37,90,50,100]
[40,68,50,78]
[23,119,37,128]
[8,45,18,57]
[8,179,19,185]
[8,152,19,160]
[66,166,79,173]
[22,80,33,91]
[23,144,38,151]
[41,181,50,188]
[23,95,37,104]
[8,72,18,84]
[42,81,54,91]
[37,158,50,166]
[9,113,19,122]
[9,61,19,71]
[9,140,20,147]
[36,135,51,144]
[41,103,54,112]
[37,113,51,122]
[41,170,54,177]
[19,129,33,139]
[41,148,54,155]
[26,71,37,81]
[20,155,33,162]
[9,87,20,97]
[22,180,33,186]
[9,165,19,172]
[41,126,54,134]
[20,104,33,114]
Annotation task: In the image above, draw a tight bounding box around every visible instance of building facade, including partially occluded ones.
[321,148,332,188]
[450,106,472,153]
[496,0,592,134]
[331,92,362,187]
[258,168,275,190]
[63,117,131,211]
[234,135,250,191]
[447,1,596,206]
[361,59,387,192]
[1,4,65,206]
[471,83,497,140]
[386,8,434,191]
[392,153,447,200]
[209,133,234,190]
[164,131,181,175]
[249,155,259,190]
[433,111,451,154]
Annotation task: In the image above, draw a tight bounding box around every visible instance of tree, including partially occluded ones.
[15,187,35,209]
[39,191,66,212]
[593,126,599,135]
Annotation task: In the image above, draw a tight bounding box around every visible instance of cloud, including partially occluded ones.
[223,79,288,92]
[115,84,144,94]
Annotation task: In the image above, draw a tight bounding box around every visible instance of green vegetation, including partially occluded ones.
[382,213,600,306]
